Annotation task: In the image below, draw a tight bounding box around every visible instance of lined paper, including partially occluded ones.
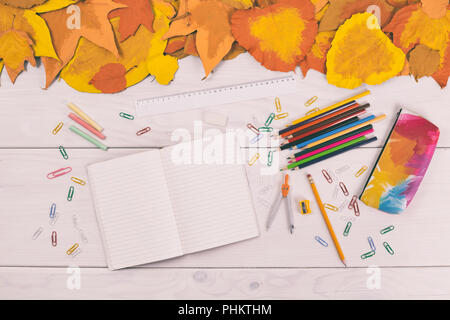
[88,150,182,270]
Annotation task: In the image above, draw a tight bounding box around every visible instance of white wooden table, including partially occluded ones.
[1,54,449,299]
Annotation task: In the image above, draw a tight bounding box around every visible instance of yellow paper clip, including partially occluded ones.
[52,122,64,135]
[299,200,311,215]
[248,153,260,166]
[71,177,86,186]
[355,165,368,177]
[305,108,320,116]
[274,113,289,120]
[324,203,339,212]
[66,243,79,255]
[275,97,282,112]
[305,96,318,107]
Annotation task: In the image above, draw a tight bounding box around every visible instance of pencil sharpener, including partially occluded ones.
[299,200,311,215]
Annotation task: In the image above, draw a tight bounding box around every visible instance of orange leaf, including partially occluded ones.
[386,0,419,8]
[108,0,155,42]
[164,35,187,54]
[318,0,395,32]
[0,29,36,83]
[162,0,235,77]
[184,32,199,56]
[40,0,126,88]
[89,63,127,93]
[231,0,317,72]
[0,0,48,9]
[300,31,335,76]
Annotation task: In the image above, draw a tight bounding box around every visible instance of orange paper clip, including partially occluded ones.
[305,107,320,116]
[248,153,260,166]
[275,97,282,112]
[71,177,86,186]
[324,203,339,212]
[52,122,64,135]
[66,243,79,255]
[355,165,368,177]
[47,167,72,179]
[275,113,289,120]
[305,96,318,107]
[322,169,333,183]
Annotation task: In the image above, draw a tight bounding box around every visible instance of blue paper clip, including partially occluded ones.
[250,133,263,144]
[315,236,328,247]
[50,203,56,219]
[368,236,376,251]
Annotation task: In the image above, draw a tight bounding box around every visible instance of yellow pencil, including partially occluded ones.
[307,173,346,267]
[302,114,386,149]
[67,102,104,132]
[291,90,371,126]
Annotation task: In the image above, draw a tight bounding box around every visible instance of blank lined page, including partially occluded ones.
[160,145,259,254]
[88,150,183,270]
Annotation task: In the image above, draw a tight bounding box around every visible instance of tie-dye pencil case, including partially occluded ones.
[360,108,440,214]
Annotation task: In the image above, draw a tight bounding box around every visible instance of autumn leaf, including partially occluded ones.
[164,35,187,54]
[311,0,329,13]
[220,0,253,9]
[163,0,235,78]
[408,44,441,80]
[386,0,419,8]
[384,1,450,87]
[108,0,155,42]
[32,0,77,12]
[223,41,246,60]
[184,32,199,56]
[231,0,317,72]
[40,0,126,88]
[147,54,178,84]
[89,63,127,93]
[319,0,395,32]
[300,31,335,76]
[326,12,405,88]
[0,29,36,83]
[0,0,48,9]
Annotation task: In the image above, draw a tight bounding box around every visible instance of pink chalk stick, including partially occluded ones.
[69,113,106,140]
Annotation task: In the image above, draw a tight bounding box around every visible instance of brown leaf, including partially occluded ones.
[89,63,127,93]
[408,44,441,80]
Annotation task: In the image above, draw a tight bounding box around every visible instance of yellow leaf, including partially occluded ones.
[147,54,179,84]
[326,12,405,88]
[32,0,77,13]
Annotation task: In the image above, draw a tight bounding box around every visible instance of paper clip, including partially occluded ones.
[248,153,260,166]
[52,122,64,135]
[70,247,82,258]
[343,222,352,236]
[275,97,282,112]
[299,200,311,214]
[59,146,68,160]
[361,250,376,259]
[47,167,72,179]
[368,236,376,251]
[353,200,360,216]
[380,225,395,235]
[258,126,273,133]
[49,213,59,226]
[119,112,134,120]
[324,203,339,212]
[136,127,151,136]
[355,165,368,177]
[247,123,259,135]
[315,236,328,247]
[322,169,333,183]
[267,151,274,166]
[305,96,318,107]
[71,177,86,186]
[348,195,358,209]
[383,241,394,255]
[250,133,263,144]
[305,107,320,116]
[264,113,275,126]
[274,113,288,120]
[32,227,43,240]
[51,231,57,247]
[50,203,56,219]
[335,165,350,175]
[66,243,80,255]
[339,182,349,196]
[67,186,75,201]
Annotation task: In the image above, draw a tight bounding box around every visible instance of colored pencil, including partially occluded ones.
[287,125,374,160]
[284,137,378,171]
[291,90,370,126]
[280,116,361,150]
[288,129,373,163]
[307,173,347,267]
[303,114,386,149]
[67,103,104,132]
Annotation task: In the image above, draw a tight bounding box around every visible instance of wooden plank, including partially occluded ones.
[0,54,448,148]
[1,266,450,299]
[1,147,448,268]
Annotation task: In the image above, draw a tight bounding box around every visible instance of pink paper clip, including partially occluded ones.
[339,182,349,196]
[51,231,57,247]
[322,170,333,183]
[247,123,259,135]
[353,200,360,216]
[47,167,72,179]
[348,195,358,209]
[136,127,151,136]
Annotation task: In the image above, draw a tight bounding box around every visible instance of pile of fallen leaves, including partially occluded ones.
[0,0,448,93]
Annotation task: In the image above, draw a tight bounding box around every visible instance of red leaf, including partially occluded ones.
[89,63,127,93]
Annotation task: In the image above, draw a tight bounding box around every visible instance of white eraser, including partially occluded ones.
[202,111,229,127]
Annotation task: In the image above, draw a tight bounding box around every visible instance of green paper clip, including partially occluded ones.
[383,242,394,255]
[59,146,68,160]
[361,250,375,259]
[267,151,274,166]
[265,113,275,126]
[119,112,134,120]
[67,186,74,201]
[343,221,352,236]
[258,126,273,133]
[380,225,395,234]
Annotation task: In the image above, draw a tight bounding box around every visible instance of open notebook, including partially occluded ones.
[88,144,259,270]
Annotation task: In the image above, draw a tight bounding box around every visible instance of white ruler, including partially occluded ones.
[135,75,298,117]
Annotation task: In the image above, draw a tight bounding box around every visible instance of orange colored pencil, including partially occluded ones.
[307,173,346,267]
